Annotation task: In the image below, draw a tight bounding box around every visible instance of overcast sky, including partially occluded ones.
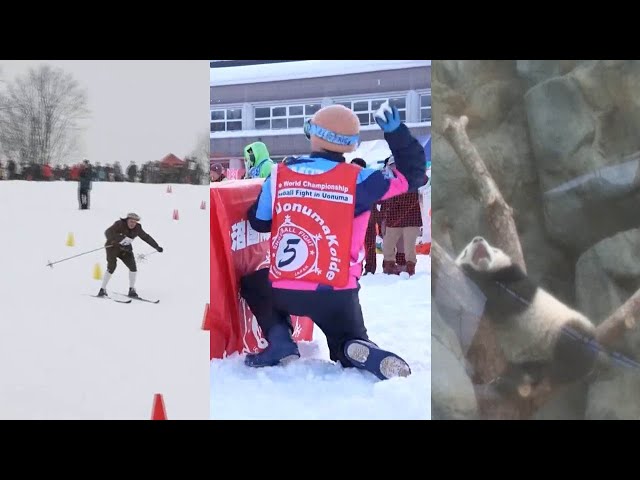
[0,60,209,166]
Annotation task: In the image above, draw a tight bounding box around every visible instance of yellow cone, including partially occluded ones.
[66,232,75,247]
[93,263,103,280]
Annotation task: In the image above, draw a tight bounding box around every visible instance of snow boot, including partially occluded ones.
[97,288,107,297]
[128,288,139,298]
[343,339,411,380]
[382,260,400,275]
[406,261,416,276]
[244,323,300,368]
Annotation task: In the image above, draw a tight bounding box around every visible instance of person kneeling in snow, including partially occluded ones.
[244,103,425,380]
[97,213,163,298]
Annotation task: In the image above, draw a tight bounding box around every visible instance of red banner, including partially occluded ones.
[210,179,314,360]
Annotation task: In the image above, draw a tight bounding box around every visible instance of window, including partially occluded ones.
[337,96,407,126]
[420,94,431,122]
[253,103,319,130]
[210,108,243,132]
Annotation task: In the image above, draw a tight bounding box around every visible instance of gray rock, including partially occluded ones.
[516,60,566,87]
[431,307,478,420]
[532,383,589,420]
[525,76,595,190]
[433,60,517,92]
[466,80,522,132]
[586,370,640,420]
[576,228,640,325]
[541,157,640,251]
[575,228,640,420]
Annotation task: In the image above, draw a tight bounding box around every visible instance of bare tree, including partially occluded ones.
[188,131,211,173]
[0,64,89,165]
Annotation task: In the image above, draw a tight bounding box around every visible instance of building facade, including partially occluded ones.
[211,60,430,165]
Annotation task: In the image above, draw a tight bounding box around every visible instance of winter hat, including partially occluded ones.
[211,164,224,175]
[126,212,141,221]
[304,105,360,153]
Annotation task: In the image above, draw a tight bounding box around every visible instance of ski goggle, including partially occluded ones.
[303,119,359,147]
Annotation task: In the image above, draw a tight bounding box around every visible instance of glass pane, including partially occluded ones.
[421,107,431,122]
[399,110,406,122]
[357,113,369,125]
[390,97,406,109]
[336,101,351,109]
[255,107,270,119]
[288,117,304,128]
[227,108,242,120]
[211,110,225,121]
[305,104,321,115]
[371,99,385,110]
[211,122,225,132]
[421,94,431,107]
[272,118,287,129]
[289,105,303,116]
[227,121,242,131]
[272,107,286,117]
[255,119,270,129]
[353,101,368,112]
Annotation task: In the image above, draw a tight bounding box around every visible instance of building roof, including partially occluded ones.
[210,60,431,87]
[160,153,184,166]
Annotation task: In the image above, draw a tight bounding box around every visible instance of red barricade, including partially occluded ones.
[210,179,314,360]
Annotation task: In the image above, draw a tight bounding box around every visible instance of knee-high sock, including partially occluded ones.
[101,271,112,289]
[129,271,137,289]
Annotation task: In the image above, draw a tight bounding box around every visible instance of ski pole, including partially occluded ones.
[46,244,113,268]
[137,250,160,262]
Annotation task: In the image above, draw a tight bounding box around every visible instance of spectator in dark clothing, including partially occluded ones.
[211,163,226,182]
[78,160,93,209]
[364,203,383,274]
[349,158,380,274]
[7,160,16,180]
[381,188,422,276]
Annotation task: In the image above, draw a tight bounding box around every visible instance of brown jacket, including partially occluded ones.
[104,219,160,252]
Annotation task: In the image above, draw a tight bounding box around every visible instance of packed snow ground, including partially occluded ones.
[210,255,431,420]
[0,181,209,419]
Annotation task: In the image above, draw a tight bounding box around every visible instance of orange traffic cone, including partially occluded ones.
[172,209,179,220]
[151,393,167,420]
[201,303,210,330]
[166,185,172,193]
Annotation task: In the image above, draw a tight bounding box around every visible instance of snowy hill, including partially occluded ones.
[0,181,209,419]
[210,255,431,420]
